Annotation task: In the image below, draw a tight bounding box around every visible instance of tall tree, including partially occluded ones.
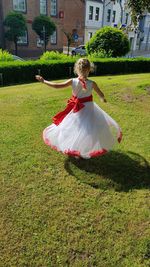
[63,31,73,56]
[32,15,56,52]
[4,11,27,55]
[127,0,150,23]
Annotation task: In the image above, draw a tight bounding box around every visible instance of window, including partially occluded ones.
[51,0,57,16]
[50,30,57,44]
[17,30,28,45]
[13,0,26,12]
[125,13,129,24]
[112,10,116,23]
[89,6,93,20]
[107,9,111,22]
[37,37,44,47]
[40,0,47,15]
[95,7,100,21]
[88,32,93,40]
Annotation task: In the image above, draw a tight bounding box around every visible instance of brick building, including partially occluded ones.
[0,0,85,58]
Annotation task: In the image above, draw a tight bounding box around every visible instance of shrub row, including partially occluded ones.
[0,60,75,86]
[0,58,150,86]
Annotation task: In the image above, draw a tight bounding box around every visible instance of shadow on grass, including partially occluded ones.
[64,151,150,192]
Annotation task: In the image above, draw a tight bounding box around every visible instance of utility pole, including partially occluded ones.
[42,26,46,52]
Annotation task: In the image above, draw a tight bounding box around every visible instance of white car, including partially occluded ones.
[12,55,25,61]
[71,45,86,56]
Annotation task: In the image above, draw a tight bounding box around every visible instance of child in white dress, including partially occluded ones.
[36,58,122,159]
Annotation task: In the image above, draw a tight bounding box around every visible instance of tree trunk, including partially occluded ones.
[14,40,18,56]
[67,40,70,56]
[44,41,46,52]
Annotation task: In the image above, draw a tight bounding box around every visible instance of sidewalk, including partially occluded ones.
[127,49,150,58]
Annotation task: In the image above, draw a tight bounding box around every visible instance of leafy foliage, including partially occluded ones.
[40,51,73,61]
[3,11,27,55]
[32,15,56,48]
[86,26,130,57]
[128,0,150,16]
[88,49,113,59]
[0,49,14,62]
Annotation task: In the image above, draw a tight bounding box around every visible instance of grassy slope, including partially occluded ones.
[0,74,150,267]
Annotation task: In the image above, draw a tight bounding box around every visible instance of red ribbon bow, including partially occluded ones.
[52,95,93,125]
[67,96,84,112]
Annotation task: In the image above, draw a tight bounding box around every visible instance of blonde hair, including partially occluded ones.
[74,58,93,79]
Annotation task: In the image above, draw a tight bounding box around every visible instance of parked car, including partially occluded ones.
[12,55,25,61]
[71,45,86,56]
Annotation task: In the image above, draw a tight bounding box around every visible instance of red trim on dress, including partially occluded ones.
[52,95,93,126]
[43,131,107,158]
[64,150,81,157]
[118,131,122,143]
[44,137,59,151]
[89,149,107,158]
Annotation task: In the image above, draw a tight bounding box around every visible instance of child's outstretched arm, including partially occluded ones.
[93,81,107,102]
[35,75,72,89]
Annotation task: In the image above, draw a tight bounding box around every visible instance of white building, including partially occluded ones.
[84,0,132,43]
[84,0,150,53]
[84,0,103,42]
[138,13,150,50]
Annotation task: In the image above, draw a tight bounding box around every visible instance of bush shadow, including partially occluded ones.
[64,151,150,192]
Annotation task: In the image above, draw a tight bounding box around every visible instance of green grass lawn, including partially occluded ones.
[0,73,150,267]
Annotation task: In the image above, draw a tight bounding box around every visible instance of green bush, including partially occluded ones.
[0,58,150,86]
[40,51,73,61]
[88,49,113,59]
[0,60,75,86]
[93,58,150,75]
[0,49,14,62]
[86,26,130,57]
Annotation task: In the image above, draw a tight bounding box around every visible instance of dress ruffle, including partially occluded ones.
[43,101,122,159]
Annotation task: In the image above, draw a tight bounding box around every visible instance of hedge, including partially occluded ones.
[0,58,150,86]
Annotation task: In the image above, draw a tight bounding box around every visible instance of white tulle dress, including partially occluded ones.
[43,78,122,159]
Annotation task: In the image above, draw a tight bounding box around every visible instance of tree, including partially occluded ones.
[63,31,74,56]
[86,26,130,57]
[32,15,56,52]
[4,11,27,55]
[127,0,150,24]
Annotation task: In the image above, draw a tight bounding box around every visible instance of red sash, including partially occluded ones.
[53,95,93,125]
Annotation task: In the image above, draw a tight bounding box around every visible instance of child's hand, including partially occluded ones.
[35,75,44,83]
